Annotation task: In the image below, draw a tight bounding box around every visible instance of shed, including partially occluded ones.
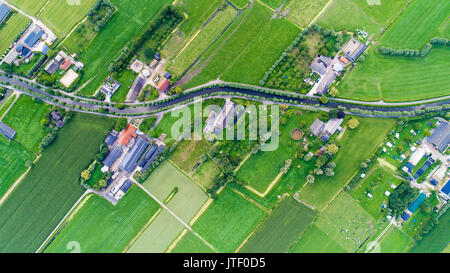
[0,122,16,140]
[0,4,11,25]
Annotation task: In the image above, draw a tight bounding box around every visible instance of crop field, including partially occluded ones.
[39,0,97,37]
[314,192,384,252]
[77,0,172,96]
[379,226,414,253]
[338,47,450,101]
[297,117,395,211]
[2,95,49,154]
[350,167,403,220]
[239,197,317,252]
[0,113,114,252]
[46,186,160,253]
[7,0,47,16]
[162,0,224,59]
[127,161,208,252]
[169,139,212,174]
[169,3,237,76]
[0,13,30,55]
[289,224,347,253]
[171,231,215,253]
[379,0,450,49]
[184,2,299,88]
[0,135,33,199]
[236,111,320,194]
[179,186,266,252]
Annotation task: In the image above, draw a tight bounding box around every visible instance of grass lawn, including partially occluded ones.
[77,0,172,96]
[315,192,384,252]
[0,113,114,252]
[169,3,237,77]
[169,139,212,174]
[185,186,266,252]
[229,0,248,9]
[315,0,383,35]
[39,0,97,37]
[239,197,317,252]
[339,47,450,102]
[289,224,347,253]
[236,110,319,194]
[162,0,224,59]
[110,69,137,103]
[0,94,16,118]
[171,231,215,253]
[193,159,221,188]
[402,210,430,238]
[60,19,97,56]
[2,95,49,154]
[285,0,329,27]
[379,226,414,253]
[0,12,30,55]
[297,117,395,211]
[45,186,160,253]
[0,135,33,199]
[6,0,47,16]
[184,1,300,88]
[410,210,450,253]
[378,0,450,49]
[348,0,410,26]
[350,167,403,220]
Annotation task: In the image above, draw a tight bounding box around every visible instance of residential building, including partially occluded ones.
[427,121,449,152]
[157,78,170,92]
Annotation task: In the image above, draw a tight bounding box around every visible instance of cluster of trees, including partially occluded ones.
[388,182,419,216]
[378,37,450,58]
[114,117,127,132]
[39,107,74,151]
[430,37,450,46]
[0,87,7,100]
[87,0,115,32]
[139,116,157,133]
[303,143,339,184]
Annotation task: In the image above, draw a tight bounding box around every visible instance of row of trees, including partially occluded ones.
[379,37,449,58]
[87,0,115,32]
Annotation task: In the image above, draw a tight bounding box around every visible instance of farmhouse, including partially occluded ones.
[3,23,48,64]
[0,4,11,25]
[60,58,72,71]
[310,55,332,76]
[103,146,123,168]
[157,78,170,92]
[127,76,146,102]
[118,124,137,146]
[100,77,121,97]
[309,118,343,140]
[342,37,367,62]
[0,122,16,140]
[119,136,149,173]
[203,100,243,142]
[427,121,449,152]
[105,130,119,146]
[309,119,325,137]
[130,59,144,73]
[44,60,59,75]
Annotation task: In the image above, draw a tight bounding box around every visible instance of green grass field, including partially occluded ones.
[236,111,319,193]
[2,95,49,154]
[6,0,47,16]
[110,69,137,102]
[338,47,450,101]
[379,226,414,253]
[379,0,450,49]
[170,139,212,173]
[284,0,329,27]
[169,4,237,76]
[180,186,266,252]
[297,117,395,211]
[77,0,172,96]
[0,135,33,199]
[46,186,160,253]
[127,161,208,252]
[193,159,221,188]
[315,192,384,252]
[289,224,347,253]
[184,1,300,88]
[39,0,97,37]
[239,197,317,252]
[0,93,16,118]
[171,231,215,253]
[229,0,248,9]
[0,113,114,252]
[410,210,450,253]
[0,13,30,55]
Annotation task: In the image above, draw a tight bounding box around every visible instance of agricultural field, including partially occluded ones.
[39,0,97,37]
[289,224,347,253]
[261,0,329,27]
[176,186,266,252]
[410,210,450,253]
[162,0,224,59]
[168,3,238,77]
[192,159,221,188]
[239,197,317,252]
[0,113,114,252]
[0,12,30,55]
[169,139,212,174]
[127,161,208,252]
[2,95,49,154]
[379,226,414,253]
[6,0,47,16]
[183,2,300,88]
[45,186,160,253]
[297,117,396,211]
[236,110,320,194]
[0,135,33,199]
[77,0,173,96]
[171,231,215,253]
[314,192,385,252]
[229,0,248,10]
[0,94,16,119]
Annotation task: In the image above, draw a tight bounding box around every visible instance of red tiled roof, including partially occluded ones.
[118,124,137,146]
[60,59,72,71]
[339,56,349,64]
[157,78,170,92]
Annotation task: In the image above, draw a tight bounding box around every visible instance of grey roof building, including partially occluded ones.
[428,121,450,152]
[344,37,367,62]
[105,130,118,145]
[309,119,325,137]
[119,137,149,173]
[120,180,133,193]
[0,122,16,140]
[127,76,145,102]
[142,145,164,172]
[45,60,60,75]
[103,146,123,167]
[23,24,44,48]
[0,4,11,25]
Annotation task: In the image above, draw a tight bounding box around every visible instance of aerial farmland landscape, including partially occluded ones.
[0,0,448,263]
